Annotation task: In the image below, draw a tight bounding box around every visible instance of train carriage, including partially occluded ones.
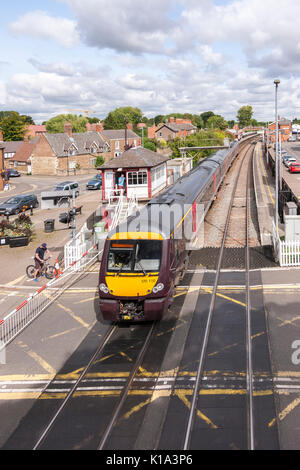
[98,138,252,322]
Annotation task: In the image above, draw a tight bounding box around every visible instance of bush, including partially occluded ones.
[95,156,104,167]
[0,214,34,239]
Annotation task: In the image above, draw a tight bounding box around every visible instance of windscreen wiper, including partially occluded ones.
[136,260,146,276]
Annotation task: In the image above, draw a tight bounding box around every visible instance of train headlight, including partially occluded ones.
[152,283,164,294]
[99,283,109,294]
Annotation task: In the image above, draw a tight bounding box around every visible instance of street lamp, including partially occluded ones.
[274,79,280,233]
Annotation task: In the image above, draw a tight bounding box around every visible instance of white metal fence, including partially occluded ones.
[272,220,300,266]
[0,243,100,352]
[64,223,95,270]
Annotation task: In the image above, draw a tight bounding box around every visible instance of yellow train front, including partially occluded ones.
[99,229,174,321]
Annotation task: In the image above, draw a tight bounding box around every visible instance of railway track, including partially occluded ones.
[180,141,279,450]
[30,321,157,450]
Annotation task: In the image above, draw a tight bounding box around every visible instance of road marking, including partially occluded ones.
[269,396,300,427]
[55,301,90,329]
[17,341,56,375]
[6,275,26,286]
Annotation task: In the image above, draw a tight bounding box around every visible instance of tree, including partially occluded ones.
[200,111,215,127]
[143,140,156,152]
[206,115,228,131]
[237,106,253,128]
[103,107,143,130]
[45,114,88,133]
[95,156,104,167]
[0,111,27,141]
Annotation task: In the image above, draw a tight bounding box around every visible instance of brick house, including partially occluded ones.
[24,124,47,140]
[29,122,141,176]
[155,117,197,141]
[30,123,109,176]
[100,127,141,158]
[2,140,24,168]
[268,118,291,143]
[8,138,39,173]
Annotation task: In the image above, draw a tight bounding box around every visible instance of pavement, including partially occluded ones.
[253,142,285,245]
[0,185,103,317]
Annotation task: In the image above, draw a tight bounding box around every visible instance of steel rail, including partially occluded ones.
[32,323,117,450]
[97,321,157,450]
[183,140,258,450]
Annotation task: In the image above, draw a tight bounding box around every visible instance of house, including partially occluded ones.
[8,138,39,174]
[98,146,170,201]
[2,140,24,168]
[28,121,142,176]
[25,124,47,140]
[268,118,291,143]
[155,117,197,141]
[30,122,110,175]
[167,157,193,185]
[100,128,141,158]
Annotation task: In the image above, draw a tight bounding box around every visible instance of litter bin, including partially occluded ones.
[94,221,106,240]
[44,218,55,233]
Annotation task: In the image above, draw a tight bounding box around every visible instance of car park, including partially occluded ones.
[86,174,102,190]
[53,181,79,197]
[0,194,38,215]
[289,163,300,173]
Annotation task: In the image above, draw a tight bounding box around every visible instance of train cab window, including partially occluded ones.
[107,241,134,272]
[134,240,162,272]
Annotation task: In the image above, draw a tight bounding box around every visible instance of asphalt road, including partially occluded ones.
[0,173,98,203]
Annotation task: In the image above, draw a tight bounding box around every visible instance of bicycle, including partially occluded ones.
[26,258,56,280]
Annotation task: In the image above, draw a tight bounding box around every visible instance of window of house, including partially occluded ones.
[127,170,148,186]
[115,141,120,150]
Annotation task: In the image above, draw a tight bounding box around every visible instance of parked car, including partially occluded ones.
[0,194,38,215]
[284,157,296,167]
[86,174,102,190]
[7,169,21,177]
[53,181,79,197]
[289,163,300,173]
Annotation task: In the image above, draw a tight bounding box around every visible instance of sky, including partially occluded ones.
[1,0,300,124]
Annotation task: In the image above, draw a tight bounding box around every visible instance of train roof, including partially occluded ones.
[108,147,232,240]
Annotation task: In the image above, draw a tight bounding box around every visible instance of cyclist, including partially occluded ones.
[33,243,52,282]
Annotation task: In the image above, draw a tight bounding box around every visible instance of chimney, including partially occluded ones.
[170,117,175,123]
[23,136,29,143]
[86,122,91,131]
[126,122,133,131]
[64,122,72,137]
[95,122,104,132]
[0,130,3,142]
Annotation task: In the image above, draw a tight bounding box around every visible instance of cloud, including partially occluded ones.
[62,0,175,54]
[179,0,300,77]
[10,10,80,48]
[28,58,77,76]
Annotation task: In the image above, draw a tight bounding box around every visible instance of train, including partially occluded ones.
[98,135,257,322]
